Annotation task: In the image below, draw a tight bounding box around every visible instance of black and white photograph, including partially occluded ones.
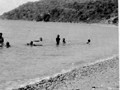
[0,0,119,90]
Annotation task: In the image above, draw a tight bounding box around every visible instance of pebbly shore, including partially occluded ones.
[12,55,119,90]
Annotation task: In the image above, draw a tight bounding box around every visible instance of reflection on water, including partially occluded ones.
[0,20,118,89]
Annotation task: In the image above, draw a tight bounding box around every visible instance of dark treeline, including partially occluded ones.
[0,0,118,24]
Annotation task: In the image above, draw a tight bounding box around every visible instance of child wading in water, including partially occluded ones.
[6,42,11,48]
[63,38,66,45]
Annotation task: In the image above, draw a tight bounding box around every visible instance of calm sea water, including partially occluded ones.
[0,20,118,89]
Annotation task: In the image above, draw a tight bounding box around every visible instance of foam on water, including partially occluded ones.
[7,69,74,90]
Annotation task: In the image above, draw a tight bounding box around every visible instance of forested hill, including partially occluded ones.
[0,0,118,24]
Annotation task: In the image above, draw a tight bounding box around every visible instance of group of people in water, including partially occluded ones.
[0,33,10,48]
[56,34,66,46]
[55,34,91,45]
[27,37,43,46]
[27,34,66,46]
[0,33,91,48]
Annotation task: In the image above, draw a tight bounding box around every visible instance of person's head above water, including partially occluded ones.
[88,39,91,42]
[40,37,43,41]
[57,34,60,38]
[30,41,34,46]
[0,33,2,37]
[6,42,11,48]
[63,38,66,42]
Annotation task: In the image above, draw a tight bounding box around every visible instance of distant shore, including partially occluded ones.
[1,0,118,25]
[0,19,118,27]
[10,55,119,90]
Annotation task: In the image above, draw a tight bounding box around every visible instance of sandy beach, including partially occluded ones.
[10,55,119,90]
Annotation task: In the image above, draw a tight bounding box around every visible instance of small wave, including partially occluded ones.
[83,54,118,67]
[5,68,75,90]
[6,54,118,90]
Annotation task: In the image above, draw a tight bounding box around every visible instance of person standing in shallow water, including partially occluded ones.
[0,33,4,47]
[56,35,60,46]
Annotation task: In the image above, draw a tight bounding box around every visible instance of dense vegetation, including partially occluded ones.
[0,0,118,24]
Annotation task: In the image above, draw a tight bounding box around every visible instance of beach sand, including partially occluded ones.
[11,55,119,90]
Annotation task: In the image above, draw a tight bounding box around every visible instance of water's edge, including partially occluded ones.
[5,54,118,90]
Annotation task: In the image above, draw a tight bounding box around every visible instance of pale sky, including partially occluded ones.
[0,0,39,15]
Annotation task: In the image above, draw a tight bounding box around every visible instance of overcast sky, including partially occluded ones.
[0,0,39,15]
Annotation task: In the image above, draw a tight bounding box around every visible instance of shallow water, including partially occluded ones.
[0,20,118,89]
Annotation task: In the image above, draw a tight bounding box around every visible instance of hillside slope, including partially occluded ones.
[1,0,118,24]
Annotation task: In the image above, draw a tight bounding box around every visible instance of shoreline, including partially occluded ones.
[0,19,118,27]
[8,54,118,90]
